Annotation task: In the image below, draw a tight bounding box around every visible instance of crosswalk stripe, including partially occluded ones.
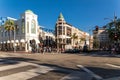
[0,60,55,80]
[0,71,39,80]
[61,71,93,80]
[0,62,32,71]
[0,60,73,80]
[103,77,120,80]
[0,67,54,80]
[77,65,103,80]
[106,64,120,69]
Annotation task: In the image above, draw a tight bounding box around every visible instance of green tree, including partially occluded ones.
[4,20,15,50]
[71,33,78,47]
[93,36,100,49]
[80,37,86,43]
[107,19,120,41]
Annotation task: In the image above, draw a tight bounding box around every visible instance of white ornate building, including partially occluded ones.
[55,13,90,50]
[0,10,41,52]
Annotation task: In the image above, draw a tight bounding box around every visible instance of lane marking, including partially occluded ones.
[0,62,32,71]
[103,76,120,80]
[60,71,93,80]
[106,64,120,69]
[77,65,103,80]
[0,67,54,80]
[0,70,39,80]
[0,59,54,72]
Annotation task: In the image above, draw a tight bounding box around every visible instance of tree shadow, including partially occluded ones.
[81,51,120,58]
[38,63,84,73]
[0,57,38,65]
[85,66,120,79]
[37,63,120,80]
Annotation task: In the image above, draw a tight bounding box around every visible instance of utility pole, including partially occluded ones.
[14,25,17,52]
[104,12,118,51]
[113,13,118,48]
[89,29,91,50]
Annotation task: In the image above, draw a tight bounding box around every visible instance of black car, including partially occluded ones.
[64,49,80,53]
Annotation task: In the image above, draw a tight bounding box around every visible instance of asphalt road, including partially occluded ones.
[0,52,120,80]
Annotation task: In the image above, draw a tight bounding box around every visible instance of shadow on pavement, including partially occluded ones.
[81,51,120,58]
[0,57,38,65]
[85,66,120,79]
[39,63,80,72]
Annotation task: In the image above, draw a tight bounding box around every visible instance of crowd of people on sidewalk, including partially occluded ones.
[31,46,54,53]
[100,45,120,54]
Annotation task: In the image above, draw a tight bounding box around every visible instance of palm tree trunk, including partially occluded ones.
[8,30,11,51]
[73,39,74,48]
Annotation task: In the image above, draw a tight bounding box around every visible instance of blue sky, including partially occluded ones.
[0,0,120,33]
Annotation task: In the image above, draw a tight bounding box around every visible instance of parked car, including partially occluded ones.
[64,49,80,53]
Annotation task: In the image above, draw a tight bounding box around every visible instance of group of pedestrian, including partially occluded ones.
[31,46,53,54]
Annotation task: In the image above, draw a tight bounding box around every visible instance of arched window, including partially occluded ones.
[27,22,29,33]
[22,19,25,33]
[31,20,36,34]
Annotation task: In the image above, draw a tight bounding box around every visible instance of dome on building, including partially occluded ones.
[58,13,65,20]
[117,18,120,22]
[25,10,34,13]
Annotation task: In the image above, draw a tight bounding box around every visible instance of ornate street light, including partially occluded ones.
[104,13,118,50]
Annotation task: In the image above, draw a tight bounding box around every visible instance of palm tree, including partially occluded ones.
[71,33,78,47]
[4,20,15,50]
[80,37,86,43]
[93,36,100,49]
[107,19,120,41]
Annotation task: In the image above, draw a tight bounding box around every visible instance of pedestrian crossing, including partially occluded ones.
[0,67,55,80]
[0,58,120,80]
[0,59,54,80]
[0,59,72,80]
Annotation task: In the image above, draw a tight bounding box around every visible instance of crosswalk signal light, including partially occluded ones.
[114,34,118,40]
[95,26,99,31]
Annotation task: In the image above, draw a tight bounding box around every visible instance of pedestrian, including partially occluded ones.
[43,47,46,54]
[111,47,115,54]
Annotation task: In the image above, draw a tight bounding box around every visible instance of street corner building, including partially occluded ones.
[0,10,91,52]
[55,13,91,51]
[0,10,41,52]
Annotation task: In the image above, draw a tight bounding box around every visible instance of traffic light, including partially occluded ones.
[95,26,99,31]
[114,33,118,40]
[30,40,32,44]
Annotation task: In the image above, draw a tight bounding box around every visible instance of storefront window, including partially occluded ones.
[58,26,62,35]
[27,22,29,33]
[31,20,36,34]
[22,19,25,33]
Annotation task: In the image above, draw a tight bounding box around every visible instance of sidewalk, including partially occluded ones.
[84,51,120,58]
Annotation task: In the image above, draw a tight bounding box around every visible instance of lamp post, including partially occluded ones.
[88,27,95,50]
[104,13,118,50]
[89,29,91,50]
[14,25,17,52]
[0,25,4,50]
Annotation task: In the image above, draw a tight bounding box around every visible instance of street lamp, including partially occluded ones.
[1,30,3,50]
[88,26,95,50]
[14,25,18,52]
[104,13,118,49]
[89,29,91,50]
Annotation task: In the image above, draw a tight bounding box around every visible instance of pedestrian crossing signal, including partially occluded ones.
[95,26,99,31]
[114,34,118,40]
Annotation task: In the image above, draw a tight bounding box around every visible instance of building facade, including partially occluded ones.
[38,26,55,48]
[93,27,109,49]
[0,17,17,26]
[55,13,89,51]
[0,10,40,52]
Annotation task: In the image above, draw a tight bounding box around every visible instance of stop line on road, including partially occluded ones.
[0,59,76,80]
[77,65,103,80]
[77,63,120,80]
[0,57,120,80]
[0,61,55,80]
[106,63,120,69]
